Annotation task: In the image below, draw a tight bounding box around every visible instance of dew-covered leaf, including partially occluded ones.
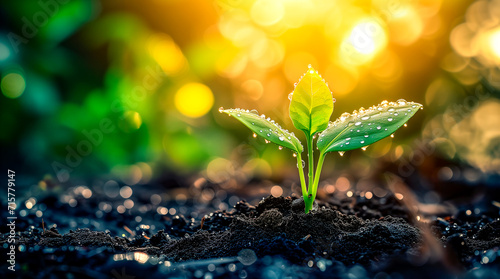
[289,66,334,137]
[317,100,422,153]
[221,108,303,153]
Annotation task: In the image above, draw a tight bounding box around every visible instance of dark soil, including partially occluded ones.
[151,196,420,266]
[2,190,500,278]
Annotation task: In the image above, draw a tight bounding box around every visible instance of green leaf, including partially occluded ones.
[289,66,334,137]
[317,100,422,153]
[221,108,303,153]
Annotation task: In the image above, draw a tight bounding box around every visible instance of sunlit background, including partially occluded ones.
[1,0,499,204]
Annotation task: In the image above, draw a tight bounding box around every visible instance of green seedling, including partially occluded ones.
[220,65,422,213]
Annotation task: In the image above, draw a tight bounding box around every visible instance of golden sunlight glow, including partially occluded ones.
[174,83,214,118]
[340,19,387,65]
[250,0,285,26]
[349,23,377,54]
[488,28,500,59]
[148,33,186,75]
[387,6,423,46]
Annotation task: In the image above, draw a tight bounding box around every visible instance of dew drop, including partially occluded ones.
[265,139,270,143]
[218,107,224,113]
[266,133,271,137]
[288,93,293,100]
[390,134,394,138]
[259,130,263,133]
[251,122,255,125]
[355,121,362,126]
[361,146,367,151]
[338,151,345,156]
[340,112,350,122]
[278,146,283,150]
[397,99,407,106]
[237,113,241,117]
[361,116,370,120]
[309,70,314,74]
[404,123,407,127]
[388,117,393,122]
[250,109,259,115]
[308,64,312,69]
[388,107,395,112]
[364,135,369,138]
[346,142,350,145]
[302,160,306,168]
[279,136,284,141]
[253,133,257,138]
[393,112,399,116]
[377,126,381,130]
[381,100,388,105]
[360,140,365,144]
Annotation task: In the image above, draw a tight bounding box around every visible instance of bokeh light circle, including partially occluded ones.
[174,83,214,118]
[250,0,285,26]
[1,72,26,99]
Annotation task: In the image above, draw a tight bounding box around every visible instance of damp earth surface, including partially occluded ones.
[1,178,500,279]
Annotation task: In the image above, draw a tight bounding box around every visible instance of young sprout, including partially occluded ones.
[220,66,422,213]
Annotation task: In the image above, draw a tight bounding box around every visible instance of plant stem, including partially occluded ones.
[306,135,314,195]
[302,134,315,213]
[310,152,326,204]
[296,152,307,199]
